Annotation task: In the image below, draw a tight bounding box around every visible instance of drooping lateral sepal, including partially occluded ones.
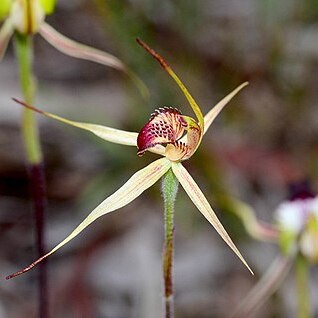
[171,162,253,274]
[6,158,172,279]
[137,107,187,156]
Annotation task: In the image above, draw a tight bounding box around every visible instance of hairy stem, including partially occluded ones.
[14,32,49,318]
[14,33,41,163]
[295,254,311,318]
[161,169,179,318]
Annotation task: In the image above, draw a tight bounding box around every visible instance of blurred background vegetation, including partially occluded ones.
[1,0,318,317]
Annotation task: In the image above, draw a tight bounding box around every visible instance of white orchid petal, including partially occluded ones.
[39,22,125,70]
[171,162,253,274]
[204,82,248,135]
[7,158,172,279]
[0,18,13,61]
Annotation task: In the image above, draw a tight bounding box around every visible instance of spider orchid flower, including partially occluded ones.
[0,0,146,95]
[7,39,253,279]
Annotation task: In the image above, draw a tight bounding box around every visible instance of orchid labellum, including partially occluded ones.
[7,39,252,279]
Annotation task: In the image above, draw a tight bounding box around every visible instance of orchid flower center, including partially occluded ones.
[137,107,202,162]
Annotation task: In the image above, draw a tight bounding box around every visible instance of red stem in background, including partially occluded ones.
[29,163,48,318]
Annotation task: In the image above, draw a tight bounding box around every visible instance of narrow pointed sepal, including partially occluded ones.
[13,98,138,145]
[6,158,172,279]
[171,162,253,274]
[203,82,248,135]
[39,23,149,99]
[13,99,166,156]
[0,18,13,60]
[39,22,124,70]
[136,38,204,129]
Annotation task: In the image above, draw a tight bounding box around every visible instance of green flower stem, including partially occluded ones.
[161,169,179,318]
[14,33,42,164]
[14,32,49,318]
[295,254,311,318]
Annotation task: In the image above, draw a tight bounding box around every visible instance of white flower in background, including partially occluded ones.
[275,196,318,262]
[230,183,318,317]
[276,199,311,233]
